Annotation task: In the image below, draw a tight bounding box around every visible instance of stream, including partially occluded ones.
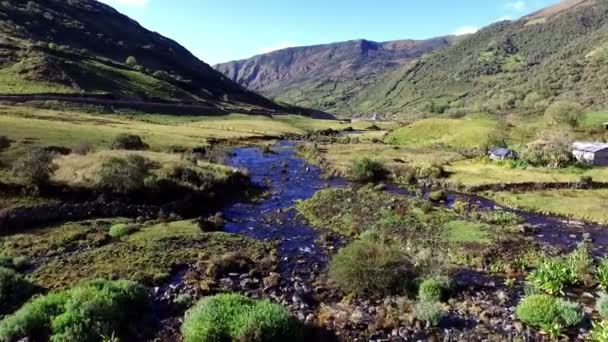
[223,140,608,276]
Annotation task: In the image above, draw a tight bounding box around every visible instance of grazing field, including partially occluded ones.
[486,189,608,223]
[384,117,499,148]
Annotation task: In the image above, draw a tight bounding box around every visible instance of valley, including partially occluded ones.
[3,0,608,341]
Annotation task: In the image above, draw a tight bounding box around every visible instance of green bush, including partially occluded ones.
[108,224,137,239]
[96,155,152,194]
[0,267,36,316]
[413,299,443,327]
[329,239,413,296]
[181,293,300,342]
[516,294,582,335]
[111,134,148,151]
[590,320,608,342]
[428,190,447,203]
[544,101,584,128]
[349,158,387,182]
[0,279,148,342]
[125,56,138,67]
[418,275,451,302]
[11,148,57,186]
[597,259,608,290]
[596,293,608,319]
[528,259,572,295]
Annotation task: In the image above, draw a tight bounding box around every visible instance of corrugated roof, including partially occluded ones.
[573,142,608,153]
[489,147,516,157]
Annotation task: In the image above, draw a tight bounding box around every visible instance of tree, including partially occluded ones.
[11,148,57,186]
[523,128,574,168]
[544,101,584,127]
[125,56,138,67]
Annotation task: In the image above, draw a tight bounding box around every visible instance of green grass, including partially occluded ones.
[0,220,274,289]
[486,189,608,223]
[445,220,491,244]
[384,117,499,149]
[0,64,73,94]
[582,111,608,128]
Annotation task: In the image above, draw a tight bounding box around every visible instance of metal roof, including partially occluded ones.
[573,142,608,153]
[489,147,516,157]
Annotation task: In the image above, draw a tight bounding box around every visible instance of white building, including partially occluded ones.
[572,142,608,166]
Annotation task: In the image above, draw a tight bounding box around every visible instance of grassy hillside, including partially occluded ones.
[0,0,280,111]
[348,0,608,118]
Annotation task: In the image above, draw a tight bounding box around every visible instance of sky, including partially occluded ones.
[98,0,560,65]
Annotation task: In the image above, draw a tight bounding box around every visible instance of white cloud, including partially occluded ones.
[98,0,150,7]
[505,1,527,11]
[452,26,479,36]
[259,41,296,54]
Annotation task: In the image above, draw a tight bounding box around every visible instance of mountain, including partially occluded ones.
[0,0,282,112]
[347,0,608,118]
[214,37,455,115]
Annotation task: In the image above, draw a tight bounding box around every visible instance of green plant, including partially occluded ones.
[597,259,608,289]
[108,224,136,239]
[428,190,447,203]
[96,155,152,194]
[528,259,574,295]
[11,148,57,186]
[350,158,387,182]
[566,243,593,284]
[590,320,608,342]
[329,239,413,296]
[0,279,148,342]
[181,293,300,342]
[418,276,451,302]
[516,294,582,336]
[413,299,443,327]
[544,101,584,128]
[597,293,608,319]
[0,267,36,316]
[111,134,148,151]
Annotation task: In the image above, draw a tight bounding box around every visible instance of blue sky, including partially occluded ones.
[99,0,559,65]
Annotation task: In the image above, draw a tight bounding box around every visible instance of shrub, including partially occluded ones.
[528,259,573,295]
[0,279,148,342]
[597,259,608,289]
[428,190,447,203]
[111,134,148,151]
[418,275,451,302]
[516,295,582,335]
[522,128,573,168]
[11,148,57,186]
[544,101,584,128]
[96,155,152,194]
[413,299,443,327]
[11,256,30,271]
[597,293,608,319]
[125,56,138,67]
[0,136,11,151]
[0,267,36,316]
[566,243,593,284]
[350,158,387,182]
[329,239,413,296]
[416,163,447,180]
[108,223,137,239]
[181,293,300,342]
[591,320,608,342]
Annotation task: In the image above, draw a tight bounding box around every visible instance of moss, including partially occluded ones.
[26,220,273,289]
[445,220,491,244]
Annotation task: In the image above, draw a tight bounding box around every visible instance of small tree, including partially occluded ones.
[544,101,584,128]
[0,136,11,151]
[96,155,152,194]
[11,148,57,186]
[111,134,148,151]
[523,128,574,168]
[125,56,138,67]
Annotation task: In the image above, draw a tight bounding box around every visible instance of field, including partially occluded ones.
[486,189,608,223]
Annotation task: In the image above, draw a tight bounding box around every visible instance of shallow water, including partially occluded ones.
[224,141,346,275]
[224,141,608,279]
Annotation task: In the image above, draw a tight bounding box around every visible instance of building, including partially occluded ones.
[572,142,608,166]
[488,147,518,161]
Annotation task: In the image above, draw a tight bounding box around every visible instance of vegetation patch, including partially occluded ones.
[516,294,582,338]
[181,293,301,342]
[0,279,149,342]
[0,220,273,289]
[0,267,37,317]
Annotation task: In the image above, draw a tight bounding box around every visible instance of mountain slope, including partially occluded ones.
[0,0,281,111]
[214,37,455,115]
[348,0,608,118]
